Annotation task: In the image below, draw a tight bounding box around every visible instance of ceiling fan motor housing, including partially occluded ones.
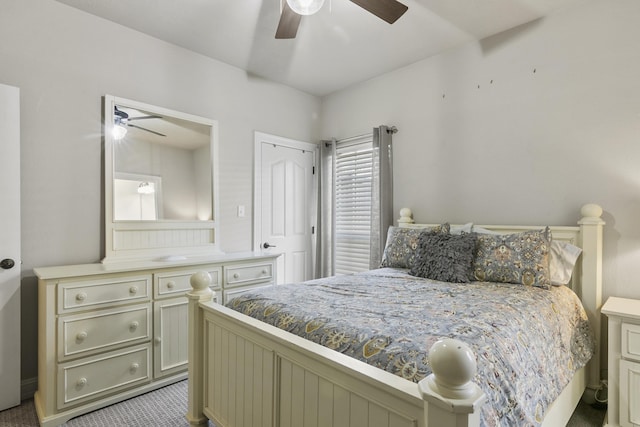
[276,0,408,39]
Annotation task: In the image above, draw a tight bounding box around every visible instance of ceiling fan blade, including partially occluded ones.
[275,1,302,39]
[350,0,408,24]
[128,123,166,137]
[128,115,162,121]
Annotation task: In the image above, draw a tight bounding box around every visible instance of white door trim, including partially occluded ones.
[0,83,21,411]
[253,132,318,279]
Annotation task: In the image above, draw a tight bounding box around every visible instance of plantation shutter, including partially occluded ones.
[334,136,374,275]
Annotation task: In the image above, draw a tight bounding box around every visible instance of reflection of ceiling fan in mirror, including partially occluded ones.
[114,106,166,138]
[276,0,408,39]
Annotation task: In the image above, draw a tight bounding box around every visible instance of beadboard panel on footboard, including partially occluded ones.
[205,322,275,427]
[278,358,417,427]
[201,308,422,427]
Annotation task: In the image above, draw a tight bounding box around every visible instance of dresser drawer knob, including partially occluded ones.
[129,321,139,332]
[76,377,87,388]
[75,292,87,302]
[261,269,268,275]
[166,281,175,289]
[130,363,139,373]
[129,286,138,295]
[76,331,88,342]
[233,273,239,279]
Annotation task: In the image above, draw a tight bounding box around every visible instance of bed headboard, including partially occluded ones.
[397,204,605,392]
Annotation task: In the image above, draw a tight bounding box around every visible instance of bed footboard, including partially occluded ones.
[186,272,485,427]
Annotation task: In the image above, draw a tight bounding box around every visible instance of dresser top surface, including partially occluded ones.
[34,251,280,280]
[602,296,640,320]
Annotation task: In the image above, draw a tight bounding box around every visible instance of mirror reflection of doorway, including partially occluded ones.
[114,173,162,220]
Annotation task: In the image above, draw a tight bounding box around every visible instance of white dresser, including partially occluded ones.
[602,296,640,427]
[34,252,278,427]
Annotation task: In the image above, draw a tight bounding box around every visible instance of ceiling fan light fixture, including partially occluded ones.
[286,0,325,15]
[113,124,127,140]
[137,182,155,194]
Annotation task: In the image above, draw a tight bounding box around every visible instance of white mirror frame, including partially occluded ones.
[103,95,220,263]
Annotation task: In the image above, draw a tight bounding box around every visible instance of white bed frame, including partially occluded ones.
[186,204,605,427]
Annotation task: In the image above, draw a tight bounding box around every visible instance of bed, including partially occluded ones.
[186,204,605,427]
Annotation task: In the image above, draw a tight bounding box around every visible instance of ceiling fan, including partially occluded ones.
[114,106,166,137]
[276,0,408,39]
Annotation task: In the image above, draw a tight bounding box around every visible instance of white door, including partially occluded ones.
[0,83,21,410]
[254,132,316,285]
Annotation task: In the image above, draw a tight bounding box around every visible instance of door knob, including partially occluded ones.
[0,258,15,270]
[262,242,276,249]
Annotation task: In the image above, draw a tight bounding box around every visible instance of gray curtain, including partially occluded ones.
[316,139,335,278]
[369,125,395,269]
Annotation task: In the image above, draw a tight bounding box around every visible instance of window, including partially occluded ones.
[318,126,394,279]
[333,136,374,274]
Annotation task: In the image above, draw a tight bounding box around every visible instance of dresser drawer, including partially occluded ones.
[58,275,151,313]
[155,267,221,298]
[225,263,273,289]
[622,322,640,362]
[57,344,150,409]
[58,304,151,360]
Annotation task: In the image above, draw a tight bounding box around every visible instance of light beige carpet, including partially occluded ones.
[0,380,212,427]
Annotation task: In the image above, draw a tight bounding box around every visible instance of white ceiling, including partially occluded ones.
[54,0,586,96]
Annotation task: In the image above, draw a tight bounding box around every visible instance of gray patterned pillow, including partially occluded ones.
[409,232,478,282]
[380,224,450,269]
[472,228,552,289]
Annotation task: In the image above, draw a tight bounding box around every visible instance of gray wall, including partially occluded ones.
[321,0,640,304]
[0,0,321,383]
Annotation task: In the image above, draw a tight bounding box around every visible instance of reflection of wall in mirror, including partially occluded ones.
[194,144,212,221]
[114,139,211,220]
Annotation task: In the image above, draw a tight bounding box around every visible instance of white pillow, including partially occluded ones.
[450,223,473,235]
[549,240,582,286]
[471,225,500,235]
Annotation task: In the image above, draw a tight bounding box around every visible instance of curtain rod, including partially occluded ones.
[332,125,398,145]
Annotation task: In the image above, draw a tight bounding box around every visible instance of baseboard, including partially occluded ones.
[21,377,37,401]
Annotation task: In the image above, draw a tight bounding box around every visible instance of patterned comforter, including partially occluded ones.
[226,268,594,426]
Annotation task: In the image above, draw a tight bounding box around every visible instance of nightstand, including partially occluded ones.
[602,297,640,427]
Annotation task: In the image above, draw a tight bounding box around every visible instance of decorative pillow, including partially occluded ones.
[472,228,552,289]
[550,240,582,286]
[380,224,450,269]
[409,232,478,283]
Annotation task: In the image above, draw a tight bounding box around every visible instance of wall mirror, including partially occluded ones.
[103,95,220,263]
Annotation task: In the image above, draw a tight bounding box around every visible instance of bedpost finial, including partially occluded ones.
[398,208,414,224]
[579,203,605,225]
[581,203,603,219]
[427,338,478,399]
[190,271,212,293]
